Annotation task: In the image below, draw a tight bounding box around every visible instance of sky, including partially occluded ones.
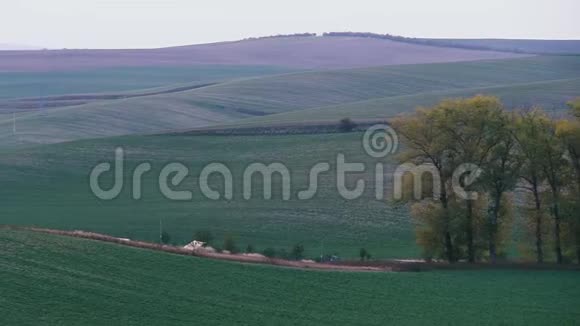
[1,0,579,49]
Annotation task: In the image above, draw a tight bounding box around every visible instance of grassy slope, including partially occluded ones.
[1,230,579,326]
[0,36,526,72]
[0,65,295,99]
[420,38,580,54]
[0,132,415,259]
[224,77,580,128]
[2,56,580,149]
[0,130,560,260]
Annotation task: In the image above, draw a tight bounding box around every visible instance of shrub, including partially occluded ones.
[262,247,277,258]
[291,243,305,260]
[224,235,238,253]
[194,230,214,245]
[160,231,171,244]
[338,118,356,132]
[245,244,255,253]
[359,248,368,261]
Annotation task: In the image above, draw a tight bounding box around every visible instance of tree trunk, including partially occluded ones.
[553,198,563,264]
[489,194,501,264]
[467,200,475,263]
[445,231,454,262]
[440,188,455,263]
[532,185,544,263]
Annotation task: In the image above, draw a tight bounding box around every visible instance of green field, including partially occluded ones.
[221,77,580,128]
[2,56,579,259]
[2,56,579,149]
[3,51,580,325]
[0,132,417,259]
[0,65,295,99]
[1,229,579,326]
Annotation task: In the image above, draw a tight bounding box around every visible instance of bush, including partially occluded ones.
[223,235,238,253]
[245,244,255,253]
[359,248,368,261]
[160,231,171,244]
[291,243,305,260]
[194,230,214,245]
[338,118,356,132]
[262,247,277,258]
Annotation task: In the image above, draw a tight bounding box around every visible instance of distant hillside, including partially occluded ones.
[0,36,527,72]
[0,65,295,100]
[419,38,580,55]
[323,32,580,55]
[221,78,580,130]
[1,56,578,149]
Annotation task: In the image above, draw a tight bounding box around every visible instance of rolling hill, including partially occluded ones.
[0,36,528,72]
[0,132,417,259]
[0,129,565,260]
[1,56,579,149]
[219,77,580,129]
[0,65,296,100]
[1,229,579,325]
[4,30,580,326]
[419,38,580,55]
[321,32,580,55]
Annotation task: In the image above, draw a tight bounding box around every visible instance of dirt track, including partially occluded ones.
[3,225,578,272]
[1,226,388,272]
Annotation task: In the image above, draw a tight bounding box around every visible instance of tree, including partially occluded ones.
[245,244,255,253]
[291,243,305,260]
[160,231,171,244]
[538,119,568,264]
[558,99,580,198]
[410,193,508,261]
[481,113,520,263]
[224,235,237,253]
[194,230,214,245]
[262,247,277,258]
[433,95,506,262]
[557,98,580,263]
[359,248,368,261]
[392,106,457,262]
[338,118,357,132]
[513,110,550,263]
[560,191,580,263]
[395,95,580,264]
[396,96,515,263]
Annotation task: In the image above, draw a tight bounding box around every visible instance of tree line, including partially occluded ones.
[322,32,527,53]
[392,95,580,264]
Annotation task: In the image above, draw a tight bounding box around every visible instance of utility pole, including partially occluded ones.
[320,238,324,262]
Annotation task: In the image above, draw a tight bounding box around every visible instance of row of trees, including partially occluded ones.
[392,95,580,264]
[322,32,525,53]
[192,230,307,259]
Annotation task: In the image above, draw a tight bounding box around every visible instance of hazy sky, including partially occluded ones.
[1,0,578,49]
